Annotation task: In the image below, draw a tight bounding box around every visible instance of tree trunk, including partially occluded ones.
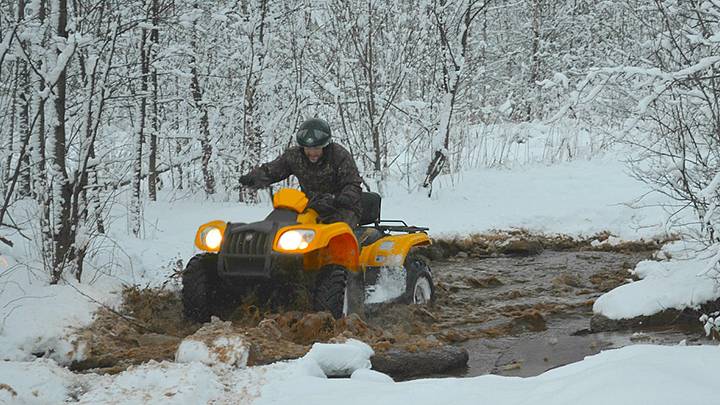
[48,0,73,284]
[131,27,149,237]
[423,0,456,193]
[240,0,269,203]
[423,0,489,193]
[188,12,215,197]
[190,65,215,196]
[5,63,17,190]
[364,1,383,193]
[15,0,31,197]
[174,76,184,190]
[527,0,542,120]
[33,24,51,277]
[148,0,160,201]
[241,82,259,203]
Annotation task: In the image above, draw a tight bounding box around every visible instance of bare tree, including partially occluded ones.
[45,0,75,283]
[239,0,270,203]
[148,0,161,201]
[570,1,720,270]
[423,0,491,194]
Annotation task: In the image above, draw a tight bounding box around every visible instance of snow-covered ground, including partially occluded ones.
[1,144,719,404]
[1,341,717,404]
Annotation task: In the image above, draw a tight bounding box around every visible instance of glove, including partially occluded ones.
[239,174,255,187]
[334,193,354,209]
[307,193,336,216]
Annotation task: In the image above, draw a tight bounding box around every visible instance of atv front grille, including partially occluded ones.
[225,230,270,255]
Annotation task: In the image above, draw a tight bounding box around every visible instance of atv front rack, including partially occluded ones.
[374,219,429,234]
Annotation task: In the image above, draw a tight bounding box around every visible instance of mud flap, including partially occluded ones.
[345,270,366,318]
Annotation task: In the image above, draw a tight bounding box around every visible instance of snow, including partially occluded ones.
[350,368,394,383]
[384,155,672,240]
[700,170,720,198]
[2,344,717,404]
[0,263,118,363]
[257,345,719,405]
[175,335,249,368]
[0,358,77,404]
[303,338,374,377]
[594,241,720,320]
[1,142,719,403]
[77,361,225,404]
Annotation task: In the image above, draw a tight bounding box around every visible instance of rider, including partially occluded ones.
[239,118,363,227]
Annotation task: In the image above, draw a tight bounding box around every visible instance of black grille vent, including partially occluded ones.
[226,230,269,255]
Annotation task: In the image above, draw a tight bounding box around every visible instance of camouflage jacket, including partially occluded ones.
[245,143,363,220]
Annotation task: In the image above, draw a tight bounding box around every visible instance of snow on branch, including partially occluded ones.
[39,34,79,99]
[700,171,720,200]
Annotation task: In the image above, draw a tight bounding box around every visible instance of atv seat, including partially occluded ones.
[355,192,383,247]
[359,192,381,226]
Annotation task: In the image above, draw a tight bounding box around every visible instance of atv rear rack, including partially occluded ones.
[374,219,429,234]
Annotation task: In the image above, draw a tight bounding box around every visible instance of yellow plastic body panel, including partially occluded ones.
[359,232,431,268]
[194,220,227,252]
[273,222,360,272]
[273,188,308,213]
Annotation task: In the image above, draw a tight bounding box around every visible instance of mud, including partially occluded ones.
[71,288,443,375]
[416,230,675,260]
[71,233,708,380]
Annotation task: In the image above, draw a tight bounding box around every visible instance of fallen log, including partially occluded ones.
[371,345,469,380]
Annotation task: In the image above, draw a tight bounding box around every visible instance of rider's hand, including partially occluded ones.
[239,174,255,187]
[308,193,335,216]
[334,193,354,209]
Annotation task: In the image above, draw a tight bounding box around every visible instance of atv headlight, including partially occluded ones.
[202,227,223,251]
[277,229,315,251]
[194,220,227,252]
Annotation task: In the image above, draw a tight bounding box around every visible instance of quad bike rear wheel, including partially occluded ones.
[313,265,348,319]
[403,254,435,305]
[182,253,223,323]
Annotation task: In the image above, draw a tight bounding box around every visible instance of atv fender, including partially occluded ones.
[272,223,360,271]
[359,233,430,268]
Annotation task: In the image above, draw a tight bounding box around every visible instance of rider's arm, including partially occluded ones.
[242,150,293,188]
[333,150,363,209]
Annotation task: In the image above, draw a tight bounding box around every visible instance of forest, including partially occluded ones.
[0,0,718,282]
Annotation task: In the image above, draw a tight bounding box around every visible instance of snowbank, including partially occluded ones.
[257,345,718,405]
[594,241,720,319]
[175,319,250,368]
[0,256,119,363]
[0,359,77,404]
[77,361,225,404]
[2,344,717,404]
[383,155,673,240]
[303,338,374,377]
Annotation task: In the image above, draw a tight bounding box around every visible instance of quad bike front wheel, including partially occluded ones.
[403,254,435,305]
[182,253,222,323]
[313,265,348,319]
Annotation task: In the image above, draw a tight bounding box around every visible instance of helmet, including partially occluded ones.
[296,118,332,148]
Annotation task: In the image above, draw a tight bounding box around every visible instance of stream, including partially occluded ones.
[417,250,705,378]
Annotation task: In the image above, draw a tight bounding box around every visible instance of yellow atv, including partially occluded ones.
[181,188,434,322]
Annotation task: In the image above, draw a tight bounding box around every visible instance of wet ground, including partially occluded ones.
[72,242,709,379]
[425,250,706,378]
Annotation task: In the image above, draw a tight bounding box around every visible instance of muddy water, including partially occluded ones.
[424,250,705,378]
